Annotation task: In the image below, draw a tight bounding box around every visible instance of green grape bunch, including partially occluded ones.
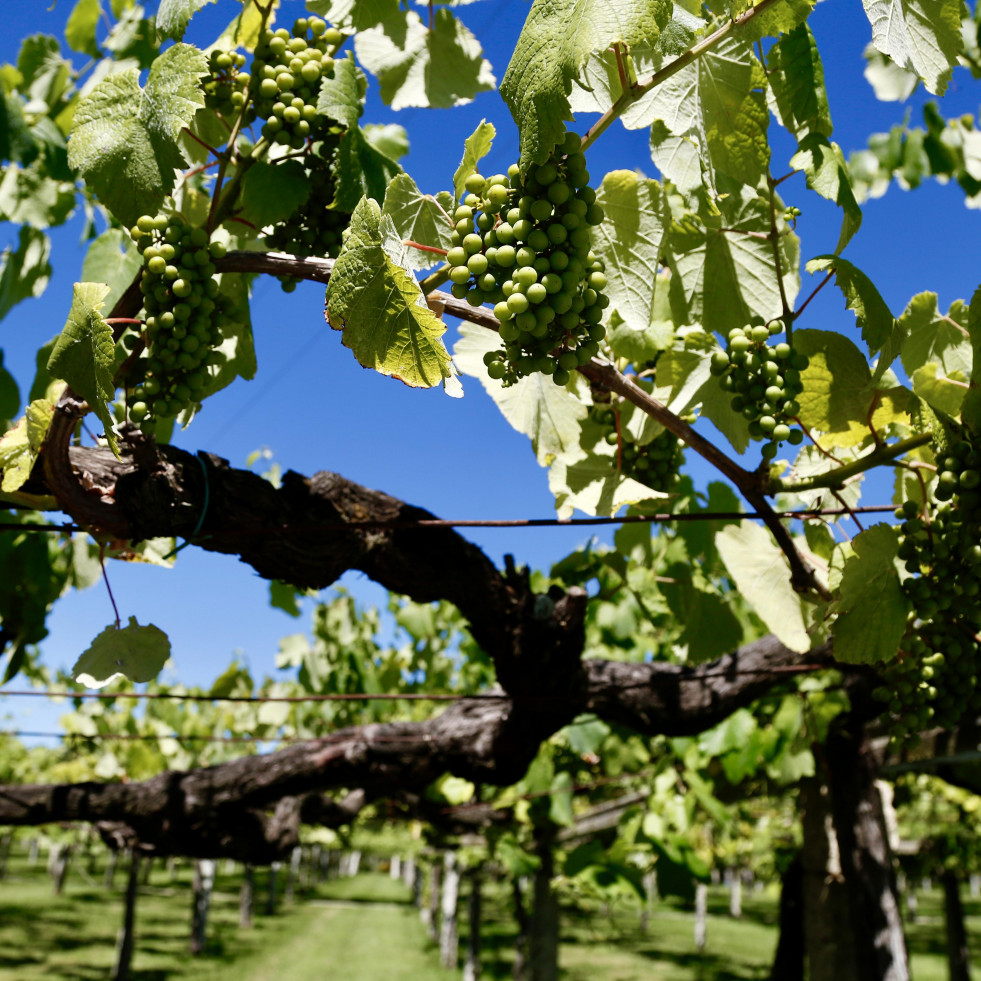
[710,321,807,460]
[250,17,344,151]
[447,130,609,387]
[590,403,684,493]
[880,439,981,740]
[126,214,230,424]
[203,48,251,121]
[265,135,350,290]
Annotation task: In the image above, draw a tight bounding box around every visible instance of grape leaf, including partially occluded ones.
[0,227,51,325]
[645,36,769,189]
[793,329,912,448]
[863,44,920,101]
[831,524,909,664]
[382,173,455,271]
[354,7,495,110]
[317,52,364,130]
[306,0,399,31]
[899,293,972,418]
[80,229,142,313]
[47,282,117,455]
[861,0,961,95]
[549,442,667,519]
[501,0,673,169]
[362,123,409,162]
[790,135,862,253]
[237,160,312,229]
[805,255,897,358]
[454,322,588,465]
[157,0,217,43]
[453,119,496,204]
[0,163,76,229]
[766,24,833,142]
[658,577,743,663]
[592,170,667,341]
[333,125,403,213]
[0,399,54,492]
[67,44,208,226]
[325,196,455,391]
[65,0,103,58]
[668,183,799,340]
[0,92,39,166]
[715,523,810,653]
[72,616,171,688]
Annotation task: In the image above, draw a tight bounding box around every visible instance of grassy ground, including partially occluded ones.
[0,847,977,980]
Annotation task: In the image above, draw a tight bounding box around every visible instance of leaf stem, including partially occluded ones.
[404,241,448,256]
[772,433,933,494]
[766,170,792,331]
[795,271,833,319]
[419,266,451,295]
[99,545,121,629]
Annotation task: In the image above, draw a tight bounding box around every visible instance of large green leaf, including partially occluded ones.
[454,322,588,465]
[668,183,799,340]
[67,43,208,226]
[317,52,364,130]
[0,227,51,325]
[306,0,399,31]
[592,170,667,340]
[646,36,768,189]
[0,163,76,229]
[501,0,673,169]
[0,399,54,492]
[354,8,495,110]
[831,524,909,664]
[382,173,456,272]
[715,523,810,653]
[157,0,217,42]
[549,442,667,518]
[766,24,832,141]
[790,136,862,254]
[325,197,456,391]
[72,616,171,687]
[658,576,743,663]
[794,329,912,448]
[65,0,103,58]
[899,293,973,418]
[47,282,117,455]
[332,125,403,213]
[805,255,898,359]
[237,159,312,229]
[861,0,962,94]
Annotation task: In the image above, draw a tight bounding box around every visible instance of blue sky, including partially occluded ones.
[1,1,979,735]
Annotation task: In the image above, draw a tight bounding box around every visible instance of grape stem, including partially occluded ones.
[771,433,934,494]
[404,242,448,256]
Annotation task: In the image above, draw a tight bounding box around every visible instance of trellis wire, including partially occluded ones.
[0,503,897,536]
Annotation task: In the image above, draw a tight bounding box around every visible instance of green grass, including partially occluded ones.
[0,849,977,980]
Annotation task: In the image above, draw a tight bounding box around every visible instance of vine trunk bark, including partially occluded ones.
[800,723,908,981]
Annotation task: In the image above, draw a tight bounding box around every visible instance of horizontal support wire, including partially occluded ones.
[0,504,898,536]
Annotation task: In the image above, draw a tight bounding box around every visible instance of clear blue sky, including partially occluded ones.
[1,1,979,735]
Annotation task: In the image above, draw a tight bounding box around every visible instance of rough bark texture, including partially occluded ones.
[189,858,215,956]
[529,826,559,981]
[801,720,909,981]
[942,869,972,981]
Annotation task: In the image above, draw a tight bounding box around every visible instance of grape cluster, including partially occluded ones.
[127,214,229,422]
[591,403,684,492]
[879,442,981,739]
[264,136,350,288]
[251,18,343,150]
[203,48,251,121]
[710,322,807,459]
[447,131,608,387]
